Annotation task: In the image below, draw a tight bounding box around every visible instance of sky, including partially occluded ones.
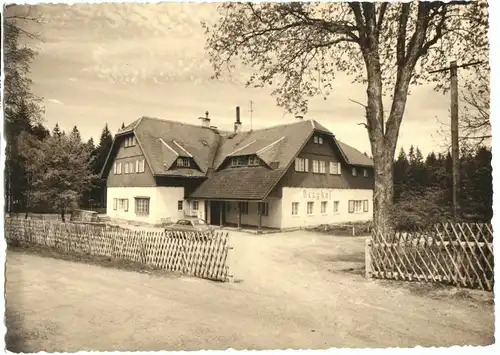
[16,2,463,156]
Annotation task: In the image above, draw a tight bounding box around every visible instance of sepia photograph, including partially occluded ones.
[2,0,495,352]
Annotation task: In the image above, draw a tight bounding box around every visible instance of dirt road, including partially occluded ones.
[5,230,494,351]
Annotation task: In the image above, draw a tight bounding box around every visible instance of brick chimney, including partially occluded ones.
[199,111,210,128]
[234,106,242,133]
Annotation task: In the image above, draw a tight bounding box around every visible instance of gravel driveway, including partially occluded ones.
[5,230,494,351]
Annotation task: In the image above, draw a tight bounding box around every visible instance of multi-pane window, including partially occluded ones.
[348,200,363,213]
[113,198,129,211]
[177,200,183,211]
[124,136,136,147]
[312,160,326,174]
[319,161,326,174]
[307,201,314,215]
[192,200,199,211]
[363,169,368,177]
[294,157,309,172]
[248,156,260,166]
[136,159,145,173]
[329,162,341,175]
[115,162,122,174]
[333,201,339,214]
[135,197,150,216]
[352,167,357,176]
[231,157,243,167]
[292,202,299,216]
[123,161,135,174]
[118,198,129,212]
[321,201,328,214]
[239,202,249,214]
[258,202,269,216]
[313,136,323,144]
[177,157,191,167]
[312,160,318,173]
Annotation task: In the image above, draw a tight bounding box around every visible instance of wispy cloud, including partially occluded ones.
[47,98,64,105]
[24,2,449,155]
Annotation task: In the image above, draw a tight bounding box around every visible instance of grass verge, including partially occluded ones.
[6,242,181,279]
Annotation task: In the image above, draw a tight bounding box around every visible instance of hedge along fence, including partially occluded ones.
[5,218,231,282]
[365,222,494,291]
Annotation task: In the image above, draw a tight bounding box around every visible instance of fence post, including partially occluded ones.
[365,237,373,279]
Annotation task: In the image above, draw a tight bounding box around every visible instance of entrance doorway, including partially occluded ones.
[209,201,226,226]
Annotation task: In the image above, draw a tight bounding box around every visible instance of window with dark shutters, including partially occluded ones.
[348,200,354,213]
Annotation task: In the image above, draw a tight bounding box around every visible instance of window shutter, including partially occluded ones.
[124,199,129,212]
[305,158,309,172]
[294,158,299,171]
[113,198,117,210]
[363,200,369,212]
[337,162,341,175]
[348,200,354,213]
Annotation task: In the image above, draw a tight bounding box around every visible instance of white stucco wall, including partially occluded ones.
[185,199,206,221]
[225,198,282,229]
[106,187,185,224]
[281,187,373,229]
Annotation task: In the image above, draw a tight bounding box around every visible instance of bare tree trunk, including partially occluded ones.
[372,151,394,237]
[61,209,65,223]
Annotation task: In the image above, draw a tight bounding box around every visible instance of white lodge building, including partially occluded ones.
[101,108,374,230]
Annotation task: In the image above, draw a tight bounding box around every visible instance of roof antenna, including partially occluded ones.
[249,100,254,131]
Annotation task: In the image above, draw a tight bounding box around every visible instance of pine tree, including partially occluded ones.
[52,123,62,138]
[393,148,409,201]
[90,124,114,206]
[70,125,82,143]
[22,128,97,221]
[4,100,44,213]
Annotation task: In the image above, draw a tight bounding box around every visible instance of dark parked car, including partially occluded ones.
[165,218,215,236]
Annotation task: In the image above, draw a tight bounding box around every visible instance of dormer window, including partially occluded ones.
[231,157,243,167]
[248,155,260,166]
[313,135,323,144]
[177,157,191,167]
[329,162,341,175]
[124,136,136,147]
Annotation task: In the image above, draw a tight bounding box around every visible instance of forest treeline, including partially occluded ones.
[5,113,492,227]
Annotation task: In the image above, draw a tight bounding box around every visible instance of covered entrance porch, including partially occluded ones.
[205,199,273,232]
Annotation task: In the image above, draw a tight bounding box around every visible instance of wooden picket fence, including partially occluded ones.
[366,222,494,291]
[5,218,231,282]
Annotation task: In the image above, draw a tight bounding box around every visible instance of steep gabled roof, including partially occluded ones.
[337,140,373,167]
[213,120,318,170]
[134,116,220,174]
[118,118,141,134]
[189,167,285,200]
[101,116,374,188]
